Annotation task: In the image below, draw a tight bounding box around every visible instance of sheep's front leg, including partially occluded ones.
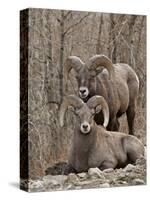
[126,105,135,135]
[107,117,119,132]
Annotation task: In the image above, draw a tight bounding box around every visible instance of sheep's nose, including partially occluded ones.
[81,122,90,134]
[80,89,86,94]
[79,87,89,98]
[83,124,88,129]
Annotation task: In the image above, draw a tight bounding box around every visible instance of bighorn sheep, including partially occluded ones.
[64,55,139,135]
[60,95,144,174]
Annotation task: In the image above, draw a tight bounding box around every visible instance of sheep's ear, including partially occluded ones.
[75,108,81,115]
[91,108,95,115]
[95,105,102,114]
[91,105,101,115]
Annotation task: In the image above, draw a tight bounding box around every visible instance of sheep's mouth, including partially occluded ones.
[80,130,90,135]
[79,87,89,99]
[80,94,88,99]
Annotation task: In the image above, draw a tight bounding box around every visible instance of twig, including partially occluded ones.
[121,35,135,69]
[109,20,128,46]
[63,13,90,36]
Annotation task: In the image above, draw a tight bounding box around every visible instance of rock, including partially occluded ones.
[65,183,74,190]
[132,178,145,185]
[77,172,87,179]
[103,168,114,173]
[136,157,146,166]
[25,155,146,192]
[118,172,126,179]
[75,186,82,190]
[43,178,59,187]
[43,175,68,182]
[88,168,105,179]
[115,180,128,185]
[123,164,135,172]
[47,179,59,187]
[115,168,123,173]
[73,179,98,186]
[43,175,68,186]
[29,180,44,189]
[100,183,110,188]
[68,173,79,183]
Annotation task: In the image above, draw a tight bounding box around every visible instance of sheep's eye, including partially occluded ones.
[74,108,80,115]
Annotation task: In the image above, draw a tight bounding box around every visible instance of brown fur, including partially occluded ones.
[65,56,139,135]
[60,95,144,174]
[68,125,144,173]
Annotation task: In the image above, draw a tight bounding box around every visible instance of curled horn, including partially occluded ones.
[87,95,109,128]
[87,55,115,79]
[64,56,84,80]
[59,95,84,127]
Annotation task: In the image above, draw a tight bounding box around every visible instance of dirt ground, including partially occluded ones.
[21,156,146,192]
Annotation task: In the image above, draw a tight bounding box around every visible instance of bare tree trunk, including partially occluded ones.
[134,16,146,106]
[109,14,117,63]
[47,12,53,64]
[128,15,137,66]
[96,14,103,54]
[59,10,65,103]
[135,16,145,60]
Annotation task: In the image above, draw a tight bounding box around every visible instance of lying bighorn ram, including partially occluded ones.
[60,95,144,174]
[64,55,139,135]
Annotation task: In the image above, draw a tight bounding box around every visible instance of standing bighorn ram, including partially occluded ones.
[64,55,139,135]
[60,95,144,174]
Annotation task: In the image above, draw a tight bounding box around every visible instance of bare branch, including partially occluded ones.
[63,13,90,36]
[109,19,128,45]
[63,11,72,20]
[121,35,135,69]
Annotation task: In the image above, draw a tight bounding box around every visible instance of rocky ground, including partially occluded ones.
[20,157,146,192]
